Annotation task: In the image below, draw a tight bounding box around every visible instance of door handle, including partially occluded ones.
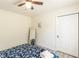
[57,35,59,38]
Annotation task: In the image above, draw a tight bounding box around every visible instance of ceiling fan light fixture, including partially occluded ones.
[25,2,32,9]
[17,0,43,10]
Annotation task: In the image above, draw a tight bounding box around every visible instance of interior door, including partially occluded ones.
[56,13,78,56]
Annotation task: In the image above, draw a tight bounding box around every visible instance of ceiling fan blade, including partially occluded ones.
[32,1,43,5]
[18,3,25,6]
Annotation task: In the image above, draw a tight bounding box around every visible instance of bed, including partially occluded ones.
[0,44,59,58]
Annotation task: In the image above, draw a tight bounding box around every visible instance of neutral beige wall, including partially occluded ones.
[0,9,31,51]
[33,3,79,50]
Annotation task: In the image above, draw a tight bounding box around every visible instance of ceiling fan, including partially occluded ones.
[17,0,43,10]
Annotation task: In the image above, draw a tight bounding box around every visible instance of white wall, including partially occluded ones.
[0,9,31,51]
[33,3,79,50]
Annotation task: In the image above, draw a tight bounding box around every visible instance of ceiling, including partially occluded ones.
[0,0,79,16]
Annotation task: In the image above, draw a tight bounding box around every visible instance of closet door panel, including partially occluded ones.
[56,14,78,56]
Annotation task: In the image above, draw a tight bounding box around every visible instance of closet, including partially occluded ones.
[56,13,79,57]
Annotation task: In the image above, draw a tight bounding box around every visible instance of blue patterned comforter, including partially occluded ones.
[0,44,58,58]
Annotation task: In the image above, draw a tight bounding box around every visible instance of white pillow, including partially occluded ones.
[40,50,54,58]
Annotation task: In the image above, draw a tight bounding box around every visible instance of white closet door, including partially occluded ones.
[56,14,78,56]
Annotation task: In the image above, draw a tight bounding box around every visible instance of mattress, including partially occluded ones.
[0,44,58,58]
